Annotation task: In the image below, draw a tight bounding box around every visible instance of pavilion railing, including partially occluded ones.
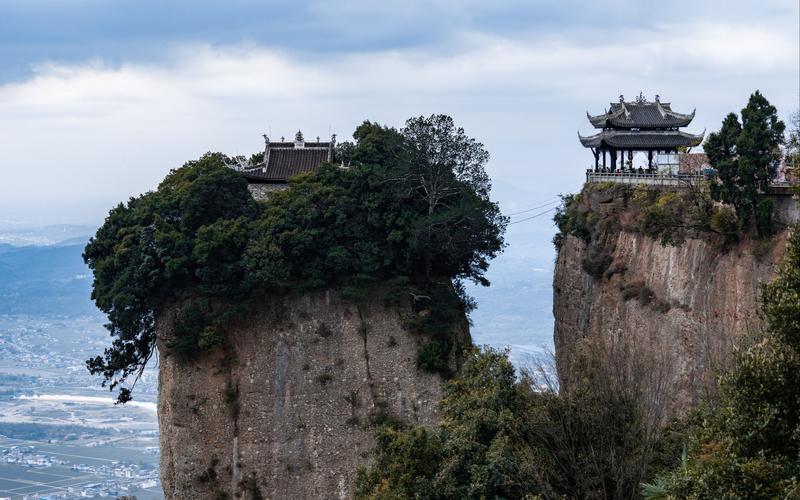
[585,170,707,186]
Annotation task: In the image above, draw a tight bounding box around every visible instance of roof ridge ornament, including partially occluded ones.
[620,102,631,119]
[635,91,647,104]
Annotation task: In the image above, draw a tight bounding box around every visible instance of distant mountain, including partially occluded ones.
[0,243,97,316]
[0,224,95,247]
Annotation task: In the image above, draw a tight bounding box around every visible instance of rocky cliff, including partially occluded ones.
[158,290,467,500]
[553,185,792,417]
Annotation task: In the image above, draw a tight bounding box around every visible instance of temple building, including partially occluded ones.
[243,131,336,197]
[579,93,704,174]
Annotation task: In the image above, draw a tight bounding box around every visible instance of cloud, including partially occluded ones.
[0,20,797,224]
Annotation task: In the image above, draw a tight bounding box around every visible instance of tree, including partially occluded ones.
[356,344,680,500]
[708,91,785,235]
[84,153,259,402]
[354,348,541,500]
[784,110,799,176]
[85,117,507,402]
[399,115,502,283]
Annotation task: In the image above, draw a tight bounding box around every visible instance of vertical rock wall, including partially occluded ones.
[158,290,467,499]
[553,189,791,417]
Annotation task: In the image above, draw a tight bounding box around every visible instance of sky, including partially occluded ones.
[0,0,798,245]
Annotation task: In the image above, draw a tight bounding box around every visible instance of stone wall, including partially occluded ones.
[158,290,468,500]
[247,182,287,201]
[553,187,790,418]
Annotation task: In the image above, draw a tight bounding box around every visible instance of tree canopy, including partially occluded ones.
[707,91,785,235]
[84,115,506,402]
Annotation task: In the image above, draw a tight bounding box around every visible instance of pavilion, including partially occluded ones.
[579,93,704,174]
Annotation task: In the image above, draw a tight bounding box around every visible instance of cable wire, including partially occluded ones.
[508,206,557,225]
[503,199,561,217]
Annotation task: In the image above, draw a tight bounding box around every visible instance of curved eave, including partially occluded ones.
[587,108,625,129]
[578,129,706,149]
[578,131,603,147]
[687,128,705,147]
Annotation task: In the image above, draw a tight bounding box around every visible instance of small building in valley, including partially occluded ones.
[579,93,704,176]
[243,131,336,198]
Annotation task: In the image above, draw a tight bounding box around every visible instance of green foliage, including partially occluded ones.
[552,193,591,248]
[355,349,538,500]
[356,347,673,500]
[761,228,800,348]
[638,192,684,245]
[354,426,443,499]
[581,244,613,279]
[86,117,506,402]
[84,153,259,402]
[708,91,785,236]
[652,224,800,498]
[406,281,473,376]
[708,205,740,248]
[416,340,452,376]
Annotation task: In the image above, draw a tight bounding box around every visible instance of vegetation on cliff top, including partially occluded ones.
[84,114,507,402]
[553,91,790,260]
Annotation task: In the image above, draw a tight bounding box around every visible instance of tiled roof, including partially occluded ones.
[266,141,332,149]
[579,129,705,149]
[243,147,330,183]
[587,101,695,129]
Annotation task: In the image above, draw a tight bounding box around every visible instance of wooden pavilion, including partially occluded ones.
[579,93,704,173]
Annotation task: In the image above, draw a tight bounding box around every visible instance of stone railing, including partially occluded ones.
[586,170,707,186]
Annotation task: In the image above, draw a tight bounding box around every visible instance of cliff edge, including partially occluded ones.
[158,290,467,500]
[553,185,790,417]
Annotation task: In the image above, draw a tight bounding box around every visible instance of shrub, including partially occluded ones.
[581,244,613,279]
[416,340,452,376]
[316,368,334,386]
[553,193,592,248]
[357,347,675,500]
[756,197,775,236]
[709,205,739,248]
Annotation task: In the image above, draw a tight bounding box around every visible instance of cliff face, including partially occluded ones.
[553,188,790,416]
[158,290,466,500]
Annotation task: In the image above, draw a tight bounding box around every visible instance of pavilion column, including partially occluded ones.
[602,150,607,170]
[611,149,617,171]
[648,150,653,169]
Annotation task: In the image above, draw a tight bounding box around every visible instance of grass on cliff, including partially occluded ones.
[554,182,743,254]
[84,115,507,402]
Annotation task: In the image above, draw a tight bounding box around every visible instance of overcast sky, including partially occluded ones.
[0,0,798,239]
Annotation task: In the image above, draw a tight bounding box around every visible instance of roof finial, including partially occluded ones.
[281,136,285,142]
[635,91,646,104]
[295,130,304,142]
[655,94,660,103]
[619,94,625,103]
[262,134,269,144]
